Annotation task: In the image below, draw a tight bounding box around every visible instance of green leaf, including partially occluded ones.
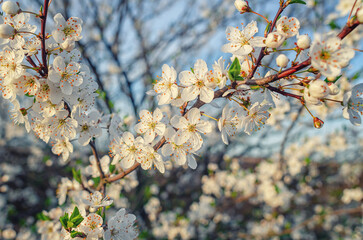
[36,212,51,221]
[228,58,241,81]
[68,207,84,227]
[96,90,106,100]
[93,177,101,188]
[108,100,114,109]
[72,168,82,184]
[70,230,85,238]
[71,215,84,227]
[288,0,306,4]
[59,213,69,229]
[304,157,311,165]
[274,184,281,194]
[328,20,339,30]
[109,164,116,173]
[352,72,360,80]
[70,207,80,221]
[67,221,74,229]
[25,93,34,97]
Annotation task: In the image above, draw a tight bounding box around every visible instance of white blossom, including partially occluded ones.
[222,21,265,56]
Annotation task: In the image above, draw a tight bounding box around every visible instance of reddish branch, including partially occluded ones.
[243,19,360,86]
[248,2,287,79]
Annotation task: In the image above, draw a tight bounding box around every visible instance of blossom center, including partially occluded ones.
[63,26,76,36]
[319,50,331,60]
[188,124,196,132]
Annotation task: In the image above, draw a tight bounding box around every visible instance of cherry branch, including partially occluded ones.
[248,2,288,79]
[89,140,106,189]
[103,13,361,185]
[242,19,360,86]
[40,0,50,75]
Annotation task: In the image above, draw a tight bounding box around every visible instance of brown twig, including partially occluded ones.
[40,0,50,75]
[248,3,287,79]
[89,140,106,185]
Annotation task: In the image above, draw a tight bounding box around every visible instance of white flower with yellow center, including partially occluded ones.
[82,191,113,208]
[138,145,165,174]
[154,64,178,105]
[276,16,300,38]
[241,102,271,135]
[218,105,242,145]
[221,21,265,56]
[52,13,83,43]
[170,108,212,149]
[179,59,216,103]
[310,35,354,77]
[48,56,83,95]
[109,132,145,169]
[161,127,198,169]
[79,213,103,238]
[134,108,165,144]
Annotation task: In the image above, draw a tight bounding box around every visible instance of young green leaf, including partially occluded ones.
[71,215,84,227]
[228,58,241,81]
[70,207,81,221]
[59,213,69,229]
[70,230,85,238]
[37,212,51,221]
[72,168,82,184]
[288,0,306,4]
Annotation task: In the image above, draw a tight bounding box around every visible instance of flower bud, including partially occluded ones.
[297,34,310,49]
[0,24,15,39]
[234,0,248,13]
[265,32,285,48]
[309,79,330,99]
[313,117,324,129]
[276,54,289,68]
[328,83,340,95]
[357,7,363,23]
[1,1,19,15]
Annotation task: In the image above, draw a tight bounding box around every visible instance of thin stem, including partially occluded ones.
[20,10,40,16]
[347,0,358,23]
[303,104,314,118]
[17,31,40,38]
[324,98,343,103]
[250,11,270,23]
[261,64,279,72]
[201,113,218,121]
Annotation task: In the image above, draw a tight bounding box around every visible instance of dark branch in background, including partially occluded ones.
[279,105,304,169]
[89,0,139,116]
[89,140,105,180]
[77,41,114,114]
[122,71,138,117]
